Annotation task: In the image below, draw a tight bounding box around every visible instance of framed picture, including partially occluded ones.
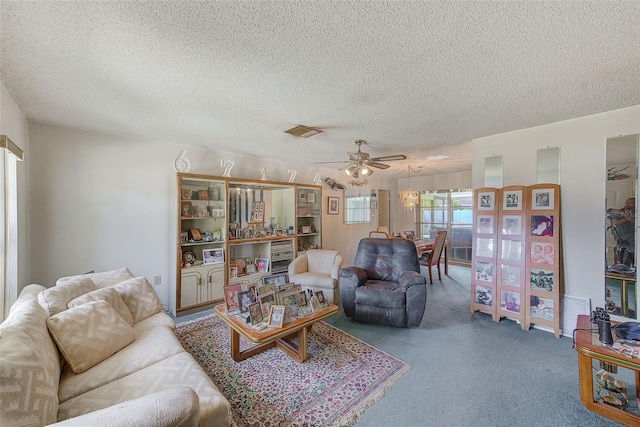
[203,248,224,265]
[502,215,521,235]
[229,265,238,278]
[307,193,316,203]
[223,283,243,314]
[530,268,554,291]
[261,273,288,290]
[531,215,554,237]
[404,230,416,240]
[328,197,339,215]
[277,289,300,307]
[181,201,194,217]
[500,264,521,287]
[309,295,321,312]
[501,239,521,262]
[209,187,220,201]
[500,291,521,314]
[530,296,554,321]
[297,291,308,307]
[245,263,257,274]
[198,190,208,200]
[180,231,188,243]
[475,237,494,258]
[274,229,283,236]
[297,206,310,216]
[477,192,494,210]
[255,258,269,273]
[189,228,202,241]
[474,284,492,306]
[245,282,258,301]
[531,242,554,265]
[532,188,554,210]
[238,290,255,313]
[477,215,493,233]
[259,291,276,317]
[299,194,307,203]
[181,189,192,200]
[475,261,493,282]
[503,190,522,210]
[301,225,312,234]
[248,302,263,325]
[267,305,286,328]
[315,290,327,306]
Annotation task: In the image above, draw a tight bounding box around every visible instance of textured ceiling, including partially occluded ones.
[1,1,639,178]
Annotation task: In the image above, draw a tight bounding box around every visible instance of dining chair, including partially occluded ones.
[369,230,389,238]
[419,230,447,284]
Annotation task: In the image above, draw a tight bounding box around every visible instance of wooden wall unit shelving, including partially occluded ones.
[175,173,322,313]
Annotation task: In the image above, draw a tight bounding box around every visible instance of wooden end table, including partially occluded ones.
[574,315,640,426]
[214,303,338,363]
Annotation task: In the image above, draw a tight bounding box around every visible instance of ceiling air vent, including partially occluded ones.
[284,125,323,138]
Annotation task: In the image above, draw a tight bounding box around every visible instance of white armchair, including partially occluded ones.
[288,249,343,304]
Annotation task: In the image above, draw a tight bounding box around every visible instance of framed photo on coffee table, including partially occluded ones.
[267,305,285,328]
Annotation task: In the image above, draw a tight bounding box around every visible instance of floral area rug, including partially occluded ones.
[175,313,410,427]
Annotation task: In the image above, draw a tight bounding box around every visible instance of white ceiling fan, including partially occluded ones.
[315,140,406,178]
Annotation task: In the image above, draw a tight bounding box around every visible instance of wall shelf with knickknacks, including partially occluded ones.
[296,185,322,252]
[174,174,323,314]
[177,173,228,312]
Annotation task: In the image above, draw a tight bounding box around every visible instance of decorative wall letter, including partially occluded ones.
[288,169,297,183]
[173,150,191,172]
[259,168,268,180]
[221,159,235,177]
[313,172,322,185]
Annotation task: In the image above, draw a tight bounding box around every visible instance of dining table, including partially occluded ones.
[413,238,448,275]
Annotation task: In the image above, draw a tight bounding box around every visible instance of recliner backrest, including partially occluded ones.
[354,238,420,282]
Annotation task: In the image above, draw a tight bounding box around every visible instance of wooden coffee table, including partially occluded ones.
[214,303,338,363]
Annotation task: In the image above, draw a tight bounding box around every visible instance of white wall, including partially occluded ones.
[0,84,29,302]
[471,105,640,317]
[395,171,473,233]
[26,122,395,308]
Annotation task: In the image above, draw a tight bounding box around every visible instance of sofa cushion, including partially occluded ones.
[38,276,97,316]
[0,297,61,426]
[47,300,135,374]
[50,386,200,427]
[58,317,183,402]
[57,352,232,427]
[68,287,134,326]
[111,277,162,323]
[56,267,135,288]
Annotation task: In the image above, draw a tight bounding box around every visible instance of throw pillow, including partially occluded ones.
[46,300,135,374]
[68,287,134,326]
[38,276,97,316]
[112,277,162,323]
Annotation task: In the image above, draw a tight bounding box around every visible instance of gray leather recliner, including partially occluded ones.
[339,238,427,327]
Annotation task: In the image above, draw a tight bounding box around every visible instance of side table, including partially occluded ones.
[574,314,640,426]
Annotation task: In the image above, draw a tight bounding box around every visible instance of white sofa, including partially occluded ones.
[0,268,231,427]
[288,249,343,304]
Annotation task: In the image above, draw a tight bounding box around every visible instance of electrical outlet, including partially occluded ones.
[154,276,161,285]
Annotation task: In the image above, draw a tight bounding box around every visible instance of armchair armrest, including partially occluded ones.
[48,386,200,427]
[330,254,344,281]
[339,266,368,319]
[398,271,427,291]
[288,253,308,276]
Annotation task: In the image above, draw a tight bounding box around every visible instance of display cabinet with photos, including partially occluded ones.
[525,184,561,338]
[177,174,228,312]
[470,187,500,321]
[227,180,297,287]
[496,186,527,328]
[296,185,322,252]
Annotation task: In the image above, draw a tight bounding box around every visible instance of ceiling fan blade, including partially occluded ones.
[313,160,350,164]
[369,162,391,169]
[371,155,407,162]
